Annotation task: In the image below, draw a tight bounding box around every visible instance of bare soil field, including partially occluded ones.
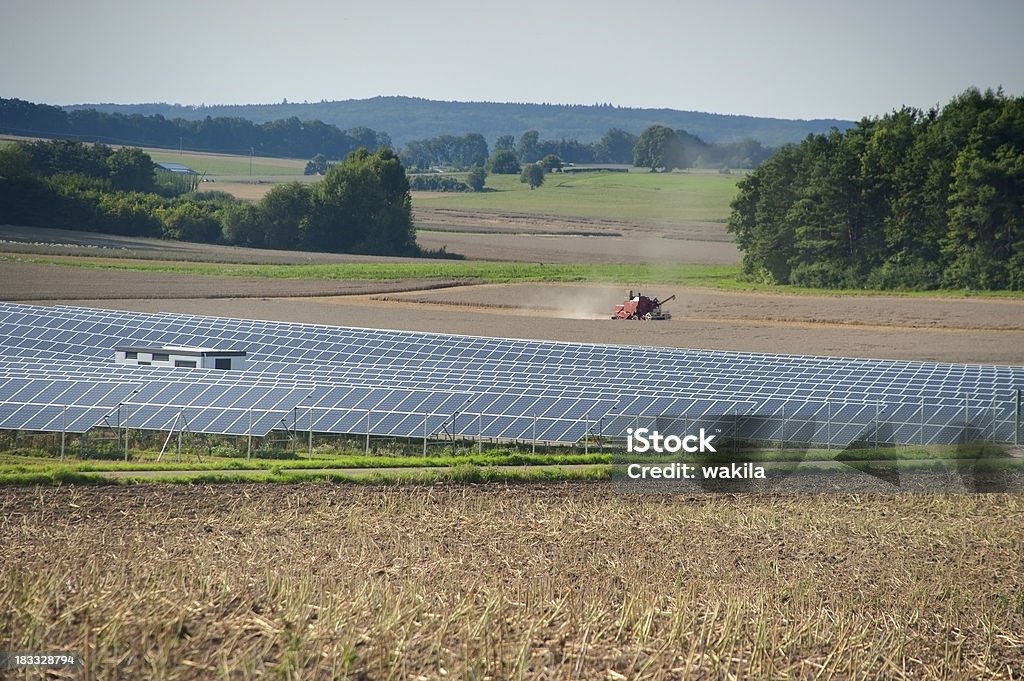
[3,484,1022,680]
[415,230,739,265]
[413,206,739,264]
[0,262,472,300]
[0,225,449,264]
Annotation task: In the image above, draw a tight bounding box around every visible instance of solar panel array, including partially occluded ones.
[0,302,1021,446]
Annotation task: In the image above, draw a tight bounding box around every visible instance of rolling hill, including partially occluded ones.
[66,96,853,148]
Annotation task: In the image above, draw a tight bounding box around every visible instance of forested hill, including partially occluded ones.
[64,97,853,148]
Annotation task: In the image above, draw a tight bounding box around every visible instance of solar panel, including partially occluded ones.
[0,302,1021,446]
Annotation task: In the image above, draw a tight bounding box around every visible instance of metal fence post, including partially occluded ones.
[60,405,66,461]
[781,402,786,446]
[920,397,925,446]
[875,401,880,448]
[963,392,969,445]
[826,400,830,451]
[1015,389,1021,446]
[123,403,130,461]
[991,394,997,442]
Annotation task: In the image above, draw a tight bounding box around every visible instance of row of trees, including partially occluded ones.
[399,127,771,172]
[728,88,1024,290]
[0,98,390,160]
[0,140,425,257]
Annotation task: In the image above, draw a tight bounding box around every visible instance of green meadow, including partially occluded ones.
[145,148,306,177]
[417,170,742,222]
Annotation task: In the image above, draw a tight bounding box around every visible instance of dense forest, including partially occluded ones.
[728,88,1024,291]
[64,97,851,148]
[0,140,426,257]
[0,98,390,159]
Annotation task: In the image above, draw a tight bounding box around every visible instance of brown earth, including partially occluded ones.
[0,224,451,264]
[412,206,739,263]
[3,484,1023,680]
[0,261,473,300]
[415,229,739,264]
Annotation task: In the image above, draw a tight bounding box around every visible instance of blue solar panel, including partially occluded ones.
[0,303,1022,445]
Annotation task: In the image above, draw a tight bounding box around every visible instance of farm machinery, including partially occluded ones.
[611,291,676,320]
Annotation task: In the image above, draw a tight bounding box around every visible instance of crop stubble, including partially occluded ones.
[2,484,1022,680]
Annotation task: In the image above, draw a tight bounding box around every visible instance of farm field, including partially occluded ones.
[146,149,305,177]
[413,171,742,223]
[3,484,1023,679]
[3,162,1024,679]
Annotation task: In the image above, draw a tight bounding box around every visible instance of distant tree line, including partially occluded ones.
[70,96,851,149]
[0,98,391,160]
[728,88,1024,290]
[0,139,432,257]
[400,127,770,173]
[2,98,771,177]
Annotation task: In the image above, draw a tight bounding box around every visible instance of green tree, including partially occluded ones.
[516,130,541,163]
[943,94,1024,289]
[494,135,515,153]
[597,128,637,163]
[306,148,416,255]
[466,165,488,191]
[539,154,562,171]
[106,147,155,193]
[259,182,312,249]
[632,125,684,171]
[488,150,521,174]
[304,154,329,176]
[520,163,545,189]
[219,202,265,247]
[727,144,805,283]
[159,201,221,242]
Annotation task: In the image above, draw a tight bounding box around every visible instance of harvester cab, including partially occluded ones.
[612,290,676,320]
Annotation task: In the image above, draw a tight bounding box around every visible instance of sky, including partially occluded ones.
[2,0,1022,121]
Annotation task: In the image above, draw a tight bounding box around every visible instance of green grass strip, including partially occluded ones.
[0,464,611,486]
[0,452,611,475]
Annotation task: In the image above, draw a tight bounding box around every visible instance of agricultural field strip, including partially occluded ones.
[1,302,1022,447]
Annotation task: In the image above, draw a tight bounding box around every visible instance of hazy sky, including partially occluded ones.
[2,0,1021,120]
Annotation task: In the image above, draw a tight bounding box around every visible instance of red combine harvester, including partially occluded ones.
[612,291,676,320]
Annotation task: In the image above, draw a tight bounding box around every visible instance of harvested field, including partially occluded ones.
[0,262,473,300]
[415,230,739,265]
[0,225,449,265]
[3,484,1022,680]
